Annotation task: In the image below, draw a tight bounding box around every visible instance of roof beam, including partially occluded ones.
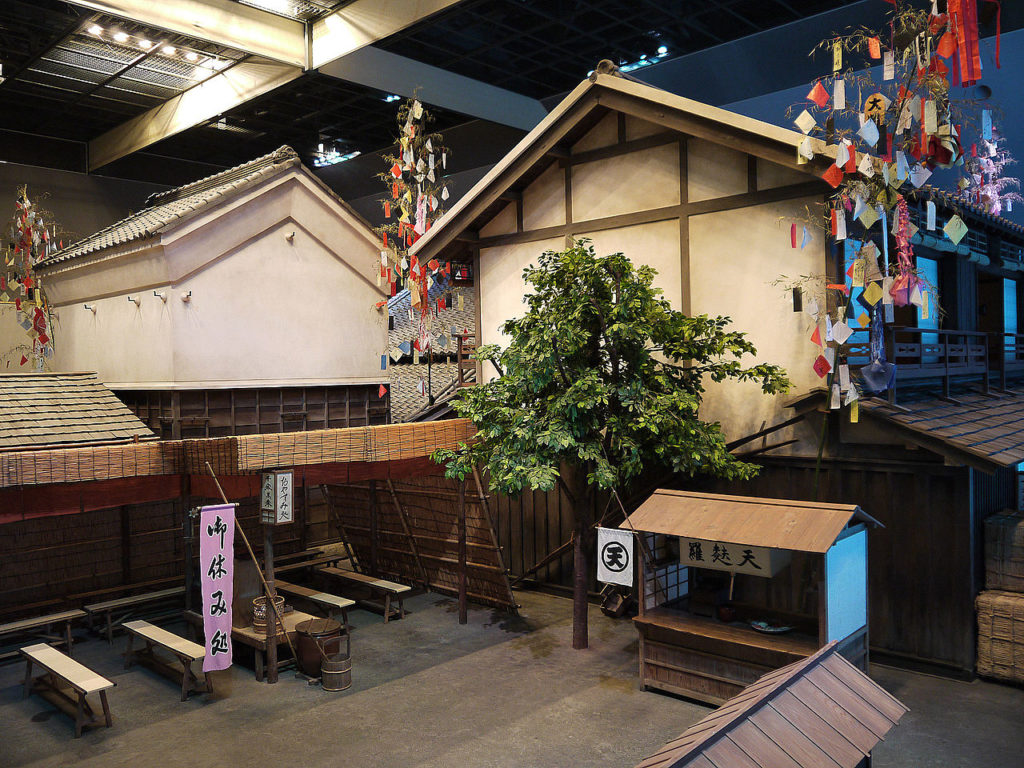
[310,0,465,69]
[88,58,299,170]
[318,46,548,132]
[61,0,306,67]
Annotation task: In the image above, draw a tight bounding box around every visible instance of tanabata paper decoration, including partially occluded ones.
[834,79,846,110]
[832,321,854,345]
[856,311,870,328]
[807,81,830,108]
[883,51,895,80]
[800,226,812,249]
[379,384,387,398]
[868,36,882,58]
[810,325,822,346]
[924,99,938,134]
[861,359,896,393]
[839,364,851,390]
[813,354,832,378]
[858,205,879,229]
[910,285,924,307]
[830,383,842,410]
[909,164,933,188]
[944,214,968,244]
[823,164,844,188]
[794,110,816,134]
[863,281,884,306]
[852,258,866,287]
[926,200,937,229]
[833,40,843,72]
[849,398,859,423]
[858,119,879,146]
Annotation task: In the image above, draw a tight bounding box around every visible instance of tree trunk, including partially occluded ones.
[567,464,593,650]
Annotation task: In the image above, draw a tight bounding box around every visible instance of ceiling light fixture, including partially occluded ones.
[88,24,104,36]
[113,31,129,43]
[162,45,176,55]
[138,39,153,50]
[185,51,199,62]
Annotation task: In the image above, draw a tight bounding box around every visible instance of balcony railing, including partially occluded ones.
[455,333,477,387]
[847,326,990,401]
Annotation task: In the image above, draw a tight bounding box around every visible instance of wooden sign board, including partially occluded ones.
[680,537,790,578]
[260,470,294,525]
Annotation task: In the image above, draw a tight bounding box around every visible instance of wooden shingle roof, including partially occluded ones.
[861,391,1024,471]
[636,642,907,768]
[0,372,155,450]
[621,491,879,554]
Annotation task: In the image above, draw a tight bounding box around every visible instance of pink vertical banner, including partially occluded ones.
[200,503,235,672]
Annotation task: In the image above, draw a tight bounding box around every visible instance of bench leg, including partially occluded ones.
[100,691,113,728]
[22,659,33,700]
[180,657,193,701]
[75,693,86,738]
[66,620,74,657]
[384,595,391,624]
[204,671,214,696]
[124,633,135,670]
[398,597,405,620]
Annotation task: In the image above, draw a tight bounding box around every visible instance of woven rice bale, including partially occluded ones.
[977,590,1024,683]
[986,511,1024,593]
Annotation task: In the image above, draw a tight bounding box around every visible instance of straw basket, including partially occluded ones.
[252,595,286,634]
[985,511,1024,593]
[976,590,1024,684]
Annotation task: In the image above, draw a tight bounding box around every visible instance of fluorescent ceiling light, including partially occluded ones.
[88,24,103,36]
[113,31,129,43]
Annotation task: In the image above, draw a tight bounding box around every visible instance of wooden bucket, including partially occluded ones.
[320,636,351,692]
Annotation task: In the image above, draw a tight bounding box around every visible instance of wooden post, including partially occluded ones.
[183,508,194,614]
[369,480,379,576]
[264,526,278,684]
[386,478,430,587]
[120,505,131,586]
[458,479,467,625]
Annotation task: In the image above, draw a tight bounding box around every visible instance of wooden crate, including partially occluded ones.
[985,511,1024,593]
[977,590,1024,684]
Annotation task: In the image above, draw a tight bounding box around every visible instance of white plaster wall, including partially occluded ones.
[478,237,563,379]
[575,219,682,310]
[572,143,680,221]
[572,112,618,152]
[168,221,384,387]
[689,195,823,449]
[50,283,175,383]
[522,161,565,231]
[625,116,666,141]
[757,158,811,190]
[687,138,748,202]
[480,201,517,238]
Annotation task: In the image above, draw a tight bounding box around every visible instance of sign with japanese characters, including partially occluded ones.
[260,470,293,525]
[680,538,789,578]
[200,503,235,672]
[596,527,634,587]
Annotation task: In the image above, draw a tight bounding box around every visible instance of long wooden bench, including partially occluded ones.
[0,610,86,658]
[21,643,115,738]
[316,567,410,623]
[275,580,354,623]
[123,620,211,701]
[84,586,186,644]
[274,553,349,575]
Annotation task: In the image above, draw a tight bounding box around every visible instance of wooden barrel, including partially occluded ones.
[295,618,340,677]
[320,635,351,691]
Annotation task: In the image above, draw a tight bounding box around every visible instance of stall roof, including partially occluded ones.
[621,490,879,554]
[0,372,155,451]
[635,641,907,768]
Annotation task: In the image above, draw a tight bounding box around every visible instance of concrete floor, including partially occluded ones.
[2,590,1023,768]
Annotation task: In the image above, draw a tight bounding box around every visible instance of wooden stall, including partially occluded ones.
[624,490,879,705]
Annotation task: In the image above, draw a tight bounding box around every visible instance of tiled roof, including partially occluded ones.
[387,282,476,351]
[635,641,907,768]
[861,390,1024,470]
[0,372,155,450]
[389,361,462,422]
[36,146,302,267]
[913,185,1024,238]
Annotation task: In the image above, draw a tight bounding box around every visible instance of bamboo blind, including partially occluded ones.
[2,419,477,488]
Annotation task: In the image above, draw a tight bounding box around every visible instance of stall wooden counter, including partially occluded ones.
[623,490,880,705]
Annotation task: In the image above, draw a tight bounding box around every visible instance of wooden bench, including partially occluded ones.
[21,643,114,738]
[0,610,86,658]
[123,620,211,701]
[274,553,348,575]
[316,567,410,622]
[84,586,186,644]
[275,580,354,625]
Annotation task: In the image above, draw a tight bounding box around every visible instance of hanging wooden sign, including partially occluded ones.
[260,469,294,525]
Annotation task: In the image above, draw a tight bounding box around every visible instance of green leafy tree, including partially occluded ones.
[434,241,790,648]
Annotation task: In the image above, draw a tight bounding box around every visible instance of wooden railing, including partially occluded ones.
[993,332,1024,391]
[455,333,477,387]
[846,326,989,401]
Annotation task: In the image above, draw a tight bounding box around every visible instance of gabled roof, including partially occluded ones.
[411,71,828,263]
[636,641,907,768]
[36,146,366,269]
[621,490,879,553]
[861,390,1024,471]
[0,372,155,450]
